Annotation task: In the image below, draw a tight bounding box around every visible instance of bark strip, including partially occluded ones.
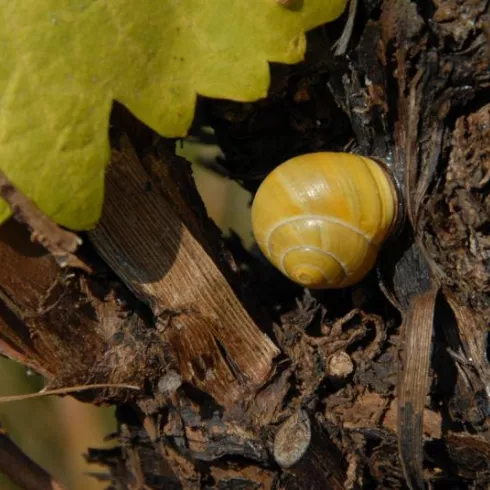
[397,289,438,490]
[88,135,279,408]
[0,170,90,273]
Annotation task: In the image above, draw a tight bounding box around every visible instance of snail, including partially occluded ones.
[250,152,403,289]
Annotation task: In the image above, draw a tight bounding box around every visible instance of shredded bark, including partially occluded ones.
[0,170,91,273]
[88,133,279,409]
[397,289,438,489]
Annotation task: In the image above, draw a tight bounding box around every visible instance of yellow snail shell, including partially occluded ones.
[250,152,399,289]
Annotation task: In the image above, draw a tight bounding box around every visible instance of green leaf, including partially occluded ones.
[0,1,347,230]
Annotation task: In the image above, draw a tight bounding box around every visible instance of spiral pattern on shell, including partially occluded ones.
[251,152,398,289]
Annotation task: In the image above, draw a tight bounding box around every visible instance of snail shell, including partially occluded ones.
[251,152,400,289]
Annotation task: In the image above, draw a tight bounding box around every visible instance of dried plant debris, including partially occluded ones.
[273,410,312,468]
[423,105,490,303]
[0,170,90,272]
[397,291,437,490]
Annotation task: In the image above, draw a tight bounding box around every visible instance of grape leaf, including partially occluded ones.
[0,1,347,229]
